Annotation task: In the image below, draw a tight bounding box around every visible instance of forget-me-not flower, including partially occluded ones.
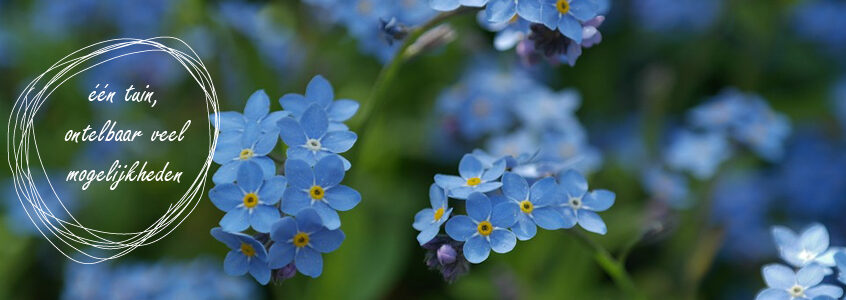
[772,224,841,269]
[413,184,453,245]
[209,162,286,233]
[555,170,614,235]
[278,104,358,170]
[279,75,360,131]
[434,153,506,199]
[529,0,599,43]
[268,208,345,278]
[756,264,843,300]
[501,173,567,240]
[445,192,519,263]
[211,227,271,284]
[281,155,361,230]
[665,130,731,180]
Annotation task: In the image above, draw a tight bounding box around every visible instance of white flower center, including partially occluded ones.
[305,138,322,151]
[789,285,805,297]
[569,197,582,209]
[797,250,816,263]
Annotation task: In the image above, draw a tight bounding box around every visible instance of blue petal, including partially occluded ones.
[236,161,264,192]
[532,206,566,230]
[476,181,503,194]
[209,183,243,212]
[312,201,341,230]
[805,285,843,299]
[220,208,250,232]
[300,104,329,139]
[325,185,361,211]
[577,210,607,235]
[755,289,790,300]
[429,0,461,11]
[516,0,542,23]
[797,264,825,287]
[250,205,281,233]
[252,132,279,156]
[296,208,326,233]
[463,235,491,264]
[429,183,448,208]
[314,155,345,188]
[223,251,249,276]
[414,208,435,231]
[270,217,297,243]
[557,14,583,43]
[449,187,474,200]
[491,202,519,228]
[466,192,492,222]
[286,147,315,165]
[502,172,529,202]
[258,176,286,205]
[211,111,245,132]
[772,226,798,250]
[244,90,270,121]
[279,93,310,117]
[253,156,277,179]
[557,206,578,229]
[485,0,517,23]
[538,0,560,29]
[489,229,517,253]
[248,257,271,284]
[321,131,357,153]
[559,169,588,197]
[434,174,465,190]
[213,140,241,164]
[213,161,241,184]
[481,158,507,181]
[284,159,315,189]
[583,190,615,212]
[458,154,484,178]
[267,242,295,269]
[417,225,441,246]
[278,117,307,147]
[529,177,558,206]
[801,224,830,255]
[327,99,359,122]
[511,214,537,240]
[305,75,334,108]
[762,264,795,290]
[445,215,477,241]
[211,227,241,249]
[310,228,345,253]
[568,0,597,21]
[280,190,310,216]
[295,247,324,278]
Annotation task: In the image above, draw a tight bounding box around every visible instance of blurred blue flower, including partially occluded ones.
[755,264,842,300]
[778,131,846,219]
[641,167,690,209]
[538,130,602,175]
[434,153,506,199]
[486,129,538,159]
[3,172,78,236]
[554,170,614,234]
[218,1,303,73]
[413,184,453,245]
[794,0,846,52]
[631,0,722,33]
[835,252,846,284]
[688,89,749,131]
[711,170,774,261]
[209,162,285,233]
[278,105,358,170]
[210,227,272,284]
[268,208,345,278]
[445,192,519,263]
[279,75,360,131]
[501,173,567,240]
[665,130,731,180]
[281,156,361,230]
[831,77,846,129]
[772,224,840,269]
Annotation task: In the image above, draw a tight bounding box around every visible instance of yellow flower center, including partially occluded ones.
[293,232,310,248]
[309,185,325,200]
[509,14,519,24]
[466,177,481,187]
[433,207,445,221]
[477,221,493,236]
[238,148,254,160]
[556,0,570,14]
[242,193,259,208]
[520,200,534,214]
[240,243,256,257]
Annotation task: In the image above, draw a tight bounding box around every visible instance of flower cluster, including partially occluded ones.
[434,62,602,176]
[431,0,609,66]
[414,151,614,281]
[208,75,361,284]
[756,224,845,300]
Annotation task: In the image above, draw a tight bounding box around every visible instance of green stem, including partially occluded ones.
[350,7,479,133]
[568,230,649,300]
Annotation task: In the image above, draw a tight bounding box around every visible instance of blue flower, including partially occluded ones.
[413,184,453,245]
[731,99,792,161]
[772,224,841,269]
[484,0,543,24]
[430,0,489,12]
[210,227,271,284]
[554,170,614,235]
[445,192,519,263]
[501,173,568,240]
[209,162,286,233]
[631,0,722,33]
[756,264,842,300]
[278,104,358,170]
[434,153,506,199]
[281,156,361,230]
[665,130,731,180]
[268,208,345,278]
[279,75,360,131]
[834,252,846,284]
[528,0,599,43]
[641,167,690,209]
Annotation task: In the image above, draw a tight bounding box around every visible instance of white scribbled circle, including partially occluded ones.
[6,37,220,264]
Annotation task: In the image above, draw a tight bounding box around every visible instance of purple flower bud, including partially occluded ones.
[437,244,457,265]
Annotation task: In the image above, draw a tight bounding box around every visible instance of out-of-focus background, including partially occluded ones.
[1,0,845,299]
